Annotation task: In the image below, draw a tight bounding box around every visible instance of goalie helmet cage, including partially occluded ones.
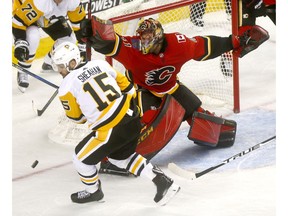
[92,0,240,113]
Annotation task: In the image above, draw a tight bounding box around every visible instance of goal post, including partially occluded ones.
[231,0,240,113]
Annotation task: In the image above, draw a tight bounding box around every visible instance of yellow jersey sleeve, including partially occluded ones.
[67,3,86,31]
[115,71,136,98]
[13,0,23,15]
[12,0,44,29]
[59,92,87,124]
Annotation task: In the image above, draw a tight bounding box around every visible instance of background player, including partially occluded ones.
[240,0,276,26]
[12,0,86,92]
[51,41,180,205]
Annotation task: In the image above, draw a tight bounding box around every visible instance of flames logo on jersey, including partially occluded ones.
[145,66,175,86]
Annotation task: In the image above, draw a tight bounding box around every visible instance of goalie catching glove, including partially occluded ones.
[80,16,116,52]
[233,25,269,58]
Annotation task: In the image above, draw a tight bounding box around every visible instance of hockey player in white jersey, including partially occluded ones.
[12,0,86,92]
[51,41,180,205]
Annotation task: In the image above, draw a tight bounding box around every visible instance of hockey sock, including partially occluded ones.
[72,153,99,193]
[109,153,153,177]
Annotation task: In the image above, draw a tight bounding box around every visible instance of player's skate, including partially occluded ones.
[41,62,56,73]
[17,71,29,93]
[71,180,104,204]
[99,159,130,176]
[152,166,180,206]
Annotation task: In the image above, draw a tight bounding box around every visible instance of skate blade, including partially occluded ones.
[41,69,56,73]
[157,183,181,206]
[18,86,27,93]
[55,196,105,205]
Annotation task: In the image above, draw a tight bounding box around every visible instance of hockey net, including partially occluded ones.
[48,0,239,146]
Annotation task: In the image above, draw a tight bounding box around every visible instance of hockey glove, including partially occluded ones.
[241,0,268,25]
[14,40,29,61]
[43,16,73,40]
[233,25,269,58]
[80,19,93,39]
[80,16,116,51]
[81,16,115,40]
[246,0,263,9]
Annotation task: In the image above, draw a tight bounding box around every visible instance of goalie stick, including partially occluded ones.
[168,135,276,180]
[12,63,60,116]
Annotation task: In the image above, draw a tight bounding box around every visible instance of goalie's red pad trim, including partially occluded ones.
[136,95,185,160]
[188,112,225,147]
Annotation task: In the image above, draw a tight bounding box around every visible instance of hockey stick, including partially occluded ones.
[34,89,59,116]
[12,63,59,89]
[168,135,276,180]
[13,63,60,116]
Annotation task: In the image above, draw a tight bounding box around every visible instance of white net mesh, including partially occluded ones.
[48,112,89,146]
[49,0,235,145]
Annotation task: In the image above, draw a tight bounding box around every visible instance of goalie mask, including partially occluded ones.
[51,42,81,72]
[136,18,164,54]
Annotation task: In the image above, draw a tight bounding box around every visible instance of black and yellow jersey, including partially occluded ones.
[58,60,136,131]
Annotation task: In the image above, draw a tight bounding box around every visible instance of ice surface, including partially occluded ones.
[5,15,288,216]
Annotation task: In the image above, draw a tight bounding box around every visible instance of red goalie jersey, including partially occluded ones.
[107,33,210,95]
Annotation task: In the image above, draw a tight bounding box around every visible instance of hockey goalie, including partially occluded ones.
[78,14,269,176]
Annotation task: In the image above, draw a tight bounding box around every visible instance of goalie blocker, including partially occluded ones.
[188,110,237,148]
